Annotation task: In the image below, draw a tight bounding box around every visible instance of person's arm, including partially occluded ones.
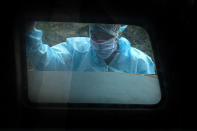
[26,25,73,71]
[137,55,155,74]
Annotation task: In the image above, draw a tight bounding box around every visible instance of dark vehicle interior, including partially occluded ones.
[1,0,197,130]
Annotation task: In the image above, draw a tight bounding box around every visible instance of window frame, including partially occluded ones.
[14,9,168,119]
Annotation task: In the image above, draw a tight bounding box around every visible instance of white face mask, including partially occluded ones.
[90,38,117,59]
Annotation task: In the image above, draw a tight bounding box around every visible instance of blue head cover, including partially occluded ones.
[120,25,128,32]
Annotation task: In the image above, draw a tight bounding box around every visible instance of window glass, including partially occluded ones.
[26,22,161,105]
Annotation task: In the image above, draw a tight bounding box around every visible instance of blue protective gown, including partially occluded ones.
[26,28,155,74]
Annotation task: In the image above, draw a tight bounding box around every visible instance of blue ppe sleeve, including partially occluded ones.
[26,28,73,71]
[137,55,155,74]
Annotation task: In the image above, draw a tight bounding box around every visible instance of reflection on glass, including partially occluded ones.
[26,22,160,105]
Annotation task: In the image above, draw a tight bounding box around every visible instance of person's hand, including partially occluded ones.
[25,21,35,33]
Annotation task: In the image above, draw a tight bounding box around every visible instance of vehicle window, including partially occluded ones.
[26,22,161,105]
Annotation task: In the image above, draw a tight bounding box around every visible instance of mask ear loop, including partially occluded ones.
[88,25,92,39]
[89,24,97,40]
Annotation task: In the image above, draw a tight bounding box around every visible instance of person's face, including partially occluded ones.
[90,26,114,43]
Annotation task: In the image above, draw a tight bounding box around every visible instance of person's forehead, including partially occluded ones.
[90,29,113,38]
[90,25,114,36]
[90,25,106,32]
